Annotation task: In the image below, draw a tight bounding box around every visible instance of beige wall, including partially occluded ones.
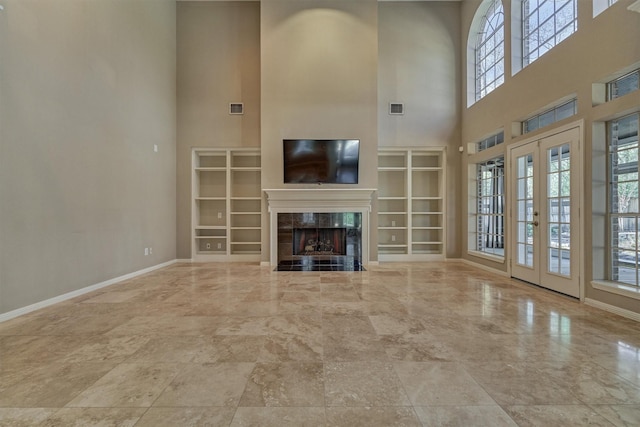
[378,1,462,257]
[176,1,260,259]
[460,0,640,313]
[260,0,379,262]
[176,0,462,261]
[0,0,177,315]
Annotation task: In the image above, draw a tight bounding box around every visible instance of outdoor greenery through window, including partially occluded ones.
[475,0,504,100]
[523,98,576,134]
[608,69,640,101]
[476,156,505,257]
[522,0,577,66]
[609,113,640,286]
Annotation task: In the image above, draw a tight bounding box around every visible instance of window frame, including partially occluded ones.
[608,113,640,288]
[521,0,577,67]
[475,0,505,101]
[468,138,506,263]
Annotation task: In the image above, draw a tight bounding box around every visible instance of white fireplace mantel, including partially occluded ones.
[264,188,375,267]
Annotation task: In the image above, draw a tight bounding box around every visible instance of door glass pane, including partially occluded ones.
[547,143,570,276]
[516,154,535,267]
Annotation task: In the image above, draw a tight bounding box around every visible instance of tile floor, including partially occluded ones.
[1,262,640,426]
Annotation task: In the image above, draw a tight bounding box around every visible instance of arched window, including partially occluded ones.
[522,0,577,66]
[475,0,505,101]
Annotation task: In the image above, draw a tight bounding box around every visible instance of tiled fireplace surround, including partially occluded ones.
[264,189,375,268]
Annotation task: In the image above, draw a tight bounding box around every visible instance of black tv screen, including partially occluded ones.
[283,139,360,184]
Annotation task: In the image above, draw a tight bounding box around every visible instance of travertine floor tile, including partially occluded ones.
[2,262,640,426]
[66,363,180,408]
[230,407,326,426]
[324,361,410,407]
[135,407,236,427]
[239,362,325,407]
[41,407,145,427]
[413,406,518,427]
[154,362,254,407]
[393,361,495,406]
[504,405,615,427]
[326,407,421,427]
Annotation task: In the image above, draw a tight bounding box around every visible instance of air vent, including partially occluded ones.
[229,103,244,115]
[389,103,404,115]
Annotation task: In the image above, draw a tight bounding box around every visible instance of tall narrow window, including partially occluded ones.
[522,0,577,67]
[609,113,640,286]
[476,156,505,257]
[476,0,505,100]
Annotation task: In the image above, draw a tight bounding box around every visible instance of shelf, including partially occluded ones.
[193,148,261,260]
[377,148,445,259]
[195,167,227,172]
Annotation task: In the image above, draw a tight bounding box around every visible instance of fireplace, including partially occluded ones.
[293,228,346,256]
[264,189,375,270]
[277,212,362,270]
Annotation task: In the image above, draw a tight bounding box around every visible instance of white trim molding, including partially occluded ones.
[585,298,640,322]
[459,258,510,277]
[0,259,177,323]
[591,280,640,301]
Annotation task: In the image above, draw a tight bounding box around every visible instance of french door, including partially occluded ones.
[510,128,580,298]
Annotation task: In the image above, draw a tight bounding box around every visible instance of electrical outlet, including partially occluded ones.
[217,212,222,219]
[153,144,158,153]
[391,220,396,227]
[391,235,396,242]
[206,243,211,249]
[217,243,222,249]
[149,247,152,255]
[144,248,149,256]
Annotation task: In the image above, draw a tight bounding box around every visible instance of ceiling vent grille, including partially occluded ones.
[389,103,404,115]
[229,103,244,115]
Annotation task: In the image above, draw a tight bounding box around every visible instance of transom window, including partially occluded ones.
[477,131,504,152]
[522,0,577,66]
[607,70,640,101]
[609,113,640,286]
[475,0,505,100]
[522,98,577,134]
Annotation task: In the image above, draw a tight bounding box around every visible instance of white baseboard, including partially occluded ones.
[584,298,640,322]
[0,259,177,323]
[458,258,510,277]
[175,259,194,263]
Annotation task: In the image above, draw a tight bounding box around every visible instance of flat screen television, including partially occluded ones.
[283,139,360,184]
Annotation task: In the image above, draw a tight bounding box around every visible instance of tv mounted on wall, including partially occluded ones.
[283,139,360,184]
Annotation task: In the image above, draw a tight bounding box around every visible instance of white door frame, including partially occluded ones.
[506,120,585,301]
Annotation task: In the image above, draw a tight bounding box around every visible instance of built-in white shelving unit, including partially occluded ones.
[192,148,261,261]
[377,148,445,261]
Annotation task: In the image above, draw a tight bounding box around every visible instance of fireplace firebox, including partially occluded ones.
[277,212,363,271]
